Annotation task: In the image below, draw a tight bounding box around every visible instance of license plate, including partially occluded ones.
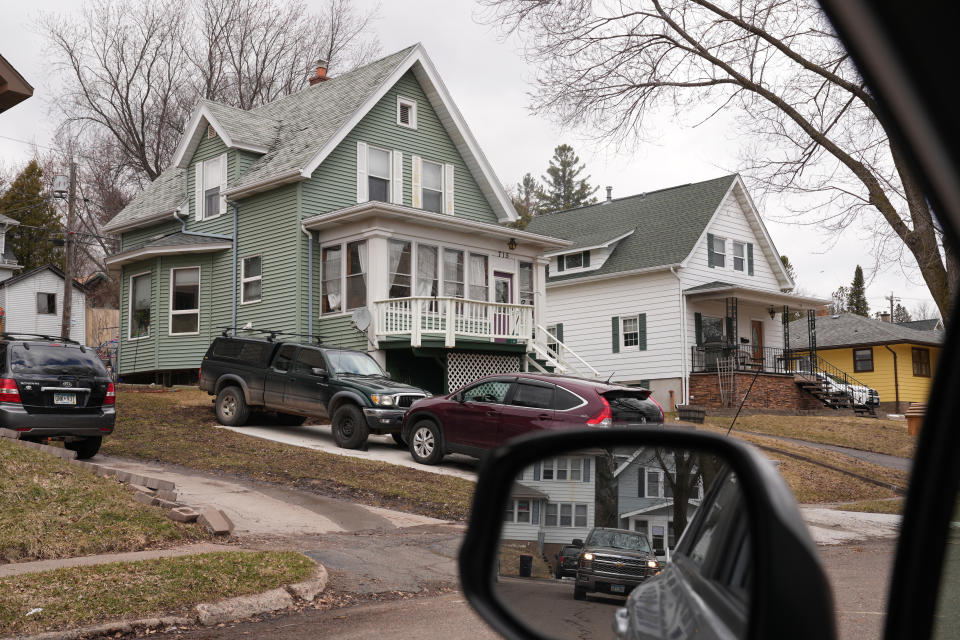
[54,393,76,405]
[610,584,626,594]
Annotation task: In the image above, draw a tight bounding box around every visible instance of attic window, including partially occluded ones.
[397,97,417,129]
[207,124,217,139]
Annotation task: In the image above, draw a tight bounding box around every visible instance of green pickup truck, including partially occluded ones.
[199,336,429,449]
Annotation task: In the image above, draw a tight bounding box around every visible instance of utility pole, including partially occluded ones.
[61,159,76,339]
[885,291,901,323]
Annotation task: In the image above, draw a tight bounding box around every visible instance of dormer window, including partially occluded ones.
[368,146,391,202]
[558,250,590,271]
[397,97,417,129]
[196,154,226,220]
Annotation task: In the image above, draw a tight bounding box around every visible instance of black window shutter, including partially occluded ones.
[556,323,564,343]
[637,314,647,351]
[583,458,590,483]
[638,467,646,497]
[583,251,590,267]
[611,317,620,353]
[747,243,754,275]
[707,233,715,268]
[694,312,703,346]
[557,255,565,272]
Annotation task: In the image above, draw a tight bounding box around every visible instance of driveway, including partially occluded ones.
[215,422,479,480]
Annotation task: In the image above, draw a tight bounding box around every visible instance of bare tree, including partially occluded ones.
[911,300,939,322]
[481,0,957,320]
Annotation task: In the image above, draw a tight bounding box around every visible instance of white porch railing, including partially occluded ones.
[373,297,534,348]
[528,324,600,379]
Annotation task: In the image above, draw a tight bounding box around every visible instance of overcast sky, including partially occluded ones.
[0,0,939,318]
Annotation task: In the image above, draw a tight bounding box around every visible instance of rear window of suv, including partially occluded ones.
[211,339,273,365]
[8,344,107,376]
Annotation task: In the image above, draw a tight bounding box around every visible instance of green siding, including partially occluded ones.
[185,134,235,237]
[302,70,498,224]
[118,258,159,373]
[119,220,181,252]
[317,315,368,351]
[235,150,261,179]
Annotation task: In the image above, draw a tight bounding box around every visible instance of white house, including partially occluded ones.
[0,264,86,343]
[0,213,21,284]
[525,175,829,410]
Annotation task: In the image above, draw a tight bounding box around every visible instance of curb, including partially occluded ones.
[8,564,328,640]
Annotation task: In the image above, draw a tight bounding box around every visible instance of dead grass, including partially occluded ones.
[498,542,553,579]
[103,389,476,521]
[832,498,905,515]
[701,413,915,458]
[0,440,210,564]
[0,551,315,636]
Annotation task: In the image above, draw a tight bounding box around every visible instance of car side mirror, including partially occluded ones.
[311,367,328,378]
[458,428,836,640]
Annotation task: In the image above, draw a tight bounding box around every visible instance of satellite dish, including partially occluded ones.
[351,307,371,332]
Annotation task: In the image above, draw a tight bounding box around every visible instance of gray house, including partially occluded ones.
[104,45,569,389]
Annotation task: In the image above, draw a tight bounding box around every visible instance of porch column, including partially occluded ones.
[782,305,790,350]
[724,297,738,347]
[807,309,817,359]
[365,232,390,351]
[533,258,548,348]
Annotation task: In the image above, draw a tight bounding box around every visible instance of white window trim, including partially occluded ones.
[128,270,152,340]
[505,499,534,525]
[320,240,368,316]
[541,456,584,482]
[240,255,262,305]
[168,266,201,336]
[197,154,227,221]
[620,315,641,352]
[712,236,727,268]
[544,502,589,528]
[397,96,417,129]
[420,158,445,214]
[367,144,393,203]
[732,241,746,272]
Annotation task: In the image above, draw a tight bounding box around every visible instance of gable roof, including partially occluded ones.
[896,318,943,331]
[789,313,943,349]
[526,175,738,282]
[0,54,33,113]
[0,264,84,291]
[103,169,186,233]
[107,44,517,233]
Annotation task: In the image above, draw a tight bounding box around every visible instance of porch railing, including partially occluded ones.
[373,296,533,348]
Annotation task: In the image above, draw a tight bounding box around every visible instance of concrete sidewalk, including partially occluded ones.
[801,507,901,545]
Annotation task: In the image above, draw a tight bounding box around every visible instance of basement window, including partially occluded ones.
[397,97,417,129]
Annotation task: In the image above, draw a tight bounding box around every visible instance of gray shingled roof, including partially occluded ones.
[105,46,416,232]
[526,175,737,282]
[684,280,734,293]
[551,227,635,253]
[789,313,943,349]
[896,319,942,332]
[119,231,231,254]
[104,168,185,232]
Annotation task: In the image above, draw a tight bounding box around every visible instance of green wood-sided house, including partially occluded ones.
[104,45,569,391]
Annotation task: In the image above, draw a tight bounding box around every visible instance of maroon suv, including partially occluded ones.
[400,373,663,465]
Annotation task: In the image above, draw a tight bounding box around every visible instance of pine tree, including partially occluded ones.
[847,265,870,317]
[508,173,541,230]
[0,160,65,271]
[538,144,598,214]
[893,303,912,323]
[780,255,797,283]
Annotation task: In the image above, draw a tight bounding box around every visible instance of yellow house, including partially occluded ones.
[789,313,942,409]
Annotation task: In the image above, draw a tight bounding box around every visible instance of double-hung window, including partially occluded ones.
[912,347,931,377]
[853,347,874,372]
[712,236,726,267]
[443,249,464,298]
[504,499,532,524]
[198,155,226,220]
[544,502,588,527]
[345,241,367,310]
[416,244,439,297]
[388,240,412,298]
[129,272,151,338]
[622,316,640,348]
[422,160,444,213]
[170,267,200,335]
[321,241,368,312]
[321,246,342,314]
[468,253,488,301]
[368,147,391,203]
[733,241,745,271]
[241,256,261,304]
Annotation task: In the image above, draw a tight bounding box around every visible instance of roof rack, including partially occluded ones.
[1,333,85,351]
[219,327,325,344]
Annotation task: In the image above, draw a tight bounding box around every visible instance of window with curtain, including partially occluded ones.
[417,244,439,297]
[170,267,200,334]
[443,248,464,298]
[346,240,367,310]
[368,147,391,202]
[321,246,342,313]
[130,273,151,338]
[388,239,412,298]
[422,160,443,213]
[519,262,534,305]
[468,253,488,300]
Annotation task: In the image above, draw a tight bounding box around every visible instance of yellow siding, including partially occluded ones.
[815,343,939,404]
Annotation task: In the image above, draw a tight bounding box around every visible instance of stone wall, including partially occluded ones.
[688,373,823,411]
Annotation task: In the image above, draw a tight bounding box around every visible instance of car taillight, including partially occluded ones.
[104,382,116,405]
[0,378,21,404]
[586,396,612,427]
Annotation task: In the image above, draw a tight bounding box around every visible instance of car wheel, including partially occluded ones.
[409,419,443,465]
[573,586,586,601]
[332,404,369,449]
[65,436,102,460]
[275,412,307,426]
[215,386,250,426]
[391,432,406,447]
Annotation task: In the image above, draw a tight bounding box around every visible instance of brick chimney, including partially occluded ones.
[308,59,329,85]
[880,312,891,322]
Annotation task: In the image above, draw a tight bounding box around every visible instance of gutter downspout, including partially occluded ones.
[302,224,313,337]
[884,344,900,413]
[670,266,688,406]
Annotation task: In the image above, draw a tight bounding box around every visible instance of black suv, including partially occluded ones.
[199,336,429,449]
[0,334,116,459]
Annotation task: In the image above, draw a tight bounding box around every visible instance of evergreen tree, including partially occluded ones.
[780,255,797,283]
[508,173,541,230]
[538,144,598,214]
[0,160,65,271]
[893,303,912,323]
[847,265,870,317]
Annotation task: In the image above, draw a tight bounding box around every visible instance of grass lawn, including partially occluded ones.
[700,413,915,458]
[0,440,209,564]
[0,551,315,636]
[104,389,476,521]
[832,498,905,515]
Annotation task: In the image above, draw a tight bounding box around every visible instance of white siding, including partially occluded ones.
[504,459,597,544]
[681,189,786,293]
[3,270,86,343]
[545,270,683,382]
[685,299,785,356]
